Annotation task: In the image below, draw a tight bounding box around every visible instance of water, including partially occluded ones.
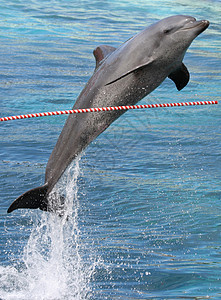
[0,0,220,299]
[0,158,100,299]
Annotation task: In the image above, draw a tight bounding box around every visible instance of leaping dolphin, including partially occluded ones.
[7,15,209,213]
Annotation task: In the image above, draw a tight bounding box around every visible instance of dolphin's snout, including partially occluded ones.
[195,19,210,34]
[201,20,210,28]
[181,18,209,35]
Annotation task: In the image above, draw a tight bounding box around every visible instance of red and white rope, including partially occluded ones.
[0,100,218,122]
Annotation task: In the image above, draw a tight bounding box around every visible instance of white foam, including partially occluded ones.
[0,158,98,300]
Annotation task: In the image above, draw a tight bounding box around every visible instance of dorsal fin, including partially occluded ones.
[93,45,116,69]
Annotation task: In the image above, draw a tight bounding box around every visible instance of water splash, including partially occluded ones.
[1,158,97,300]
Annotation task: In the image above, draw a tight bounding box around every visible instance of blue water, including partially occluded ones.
[0,0,220,299]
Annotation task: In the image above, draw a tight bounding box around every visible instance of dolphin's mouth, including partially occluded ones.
[182,19,210,34]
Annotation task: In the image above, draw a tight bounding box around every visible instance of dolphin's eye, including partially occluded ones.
[163,28,172,34]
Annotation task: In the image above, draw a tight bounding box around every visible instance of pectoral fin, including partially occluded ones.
[105,58,154,86]
[168,63,190,91]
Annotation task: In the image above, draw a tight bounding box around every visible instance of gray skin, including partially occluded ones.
[7,15,209,213]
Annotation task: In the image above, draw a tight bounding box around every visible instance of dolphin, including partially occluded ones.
[7,15,209,213]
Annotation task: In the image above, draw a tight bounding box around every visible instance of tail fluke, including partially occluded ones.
[7,184,48,213]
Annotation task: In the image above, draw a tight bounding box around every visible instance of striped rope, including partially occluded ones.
[0,100,218,122]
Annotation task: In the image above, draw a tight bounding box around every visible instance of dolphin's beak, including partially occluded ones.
[183,19,210,35]
[194,20,210,34]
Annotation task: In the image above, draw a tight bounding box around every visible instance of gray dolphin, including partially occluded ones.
[7,15,209,213]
